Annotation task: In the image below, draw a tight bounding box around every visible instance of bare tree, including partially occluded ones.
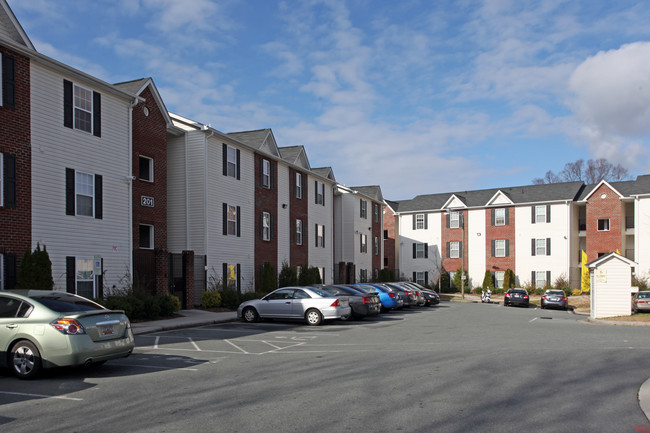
[532,159,630,184]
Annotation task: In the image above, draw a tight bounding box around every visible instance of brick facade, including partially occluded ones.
[132,86,169,294]
[586,183,623,263]
[0,46,30,289]
[382,204,396,272]
[485,207,515,274]
[289,168,309,268]
[254,154,278,290]
[441,210,467,278]
[372,201,382,277]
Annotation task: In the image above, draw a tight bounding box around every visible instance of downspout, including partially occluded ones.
[128,97,143,284]
[202,125,214,259]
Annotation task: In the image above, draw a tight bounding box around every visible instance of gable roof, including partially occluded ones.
[350,185,384,202]
[312,167,336,182]
[0,0,34,50]
[279,145,311,170]
[587,252,637,269]
[227,129,281,158]
[577,175,650,200]
[114,77,174,129]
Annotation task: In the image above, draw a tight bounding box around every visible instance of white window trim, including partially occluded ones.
[597,218,610,231]
[139,224,154,249]
[360,234,367,253]
[495,271,505,289]
[227,205,237,236]
[450,212,460,229]
[262,159,271,188]
[535,271,547,288]
[139,155,154,182]
[296,173,303,199]
[495,239,506,257]
[374,203,379,222]
[360,200,367,219]
[226,145,237,178]
[76,257,96,298]
[450,241,460,259]
[535,238,546,256]
[416,214,425,230]
[296,219,303,245]
[374,236,379,255]
[416,243,425,259]
[73,83,93,134]
[535,205,546,224]
[262,212,271,241]
[495,208,505,226]
[75,171,95,217]
[226,263,238,289]
[416,271,425,286]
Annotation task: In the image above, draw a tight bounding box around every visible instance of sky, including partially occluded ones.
[7,0,650,200]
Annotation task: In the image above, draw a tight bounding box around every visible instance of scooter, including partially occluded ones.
[481,289,492,303]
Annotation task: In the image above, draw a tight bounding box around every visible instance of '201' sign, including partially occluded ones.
[141,196,154,207]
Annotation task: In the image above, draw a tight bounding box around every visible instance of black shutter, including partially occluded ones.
[446,213,450,228]
[4,153,16,207]
[412,243,416,259]
[222,144,227,176]
[446,242,450,258]
[531,239,536,256]
[412,214,416,230]
[222,203,228,235]
[63,80,73,128]
[413,272,416,282]
[66,256,76,293]
[97,258,104,298]
[94,174,102,219]
[424,214,428,230]
[322,226,325,248]
[505,240,510,257]
[66,168,75,215]
[532,271,536,287]
[5,253,16,290]
[547,238,551,256]
[270,213,274,241]
[505,209,510,225]
[322,183,325,206]
[546,271,551,285]
[491,209,495,226]
[222,263,227,285]
[424,272,429,286]
[236,264,241,291]
[531,206,535,224]
[314,181,318,204]
[2,53,15,109]
[546,205,551,223]
[425,243,428,258]
[236,206,241,237]
[236,149,240,180]
[460,241,463,258]
[92,91,101,137]
[315,223,319,247]
[491,240,495,257]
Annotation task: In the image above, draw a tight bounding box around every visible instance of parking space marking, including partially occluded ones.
[224,339,248,354]
[0,391,82,401]
[189,338,201,351]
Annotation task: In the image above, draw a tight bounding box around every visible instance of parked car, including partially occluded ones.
[503,288,530,308]
[406,282,440,306]
[397,282,426,306]
[541,290,568,310]
[0,290,135,380]
[385,283,417,307]
[352,283,404,311]
[320,285,381,319]
[237,287,351,326]
[633,291,650,313]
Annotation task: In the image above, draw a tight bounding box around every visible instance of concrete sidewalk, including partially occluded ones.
[130,309,238,335]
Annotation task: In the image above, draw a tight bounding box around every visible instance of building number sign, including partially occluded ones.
[141,196,154,207]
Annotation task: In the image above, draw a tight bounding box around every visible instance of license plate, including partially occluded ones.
[551,297,559,301]
[101,325,115,336]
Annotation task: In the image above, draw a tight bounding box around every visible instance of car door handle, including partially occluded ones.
[285,301,291,304]
[6,324,18,329]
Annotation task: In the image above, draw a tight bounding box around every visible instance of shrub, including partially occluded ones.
[482,270,494,290]
[220,289,242,310]
[633,274,649,291]
[17,243,54,290]
[452,267,468,292]
[279,262,298,287]
[261,262,277,292]
[100,288,179,320]
[503,269,515,289]
[534,287,544,295]
[241,291,266,302]
[202,290,222,308]
[157,294,181,316]
[377,268,395,282]
[493,287,505,295]
[572,289,582,296]
[438,271,451,293]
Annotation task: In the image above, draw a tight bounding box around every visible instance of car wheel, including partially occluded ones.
[305,309,323,326]
[242,307,259,323]
[10,340,42,380]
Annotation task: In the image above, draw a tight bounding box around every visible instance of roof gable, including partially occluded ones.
[442,194,467,210]
[587,252,637,269]
[582,180,624,202]
[227,129,281,158]
[279,146,311,170]
[0,0,34,50]
[312,167,336,182]
[486,190,514,206]
[114,78,173,128]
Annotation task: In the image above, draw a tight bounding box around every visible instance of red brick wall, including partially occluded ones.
[441,210,467,277]
[586,184,622,262]
[372,201,382,276]
[0,47,31,286]
[254,154,278,290]
[131,86,168,293]
[289,168,308,267]
[382,205,396,271]
[485,207,515,273]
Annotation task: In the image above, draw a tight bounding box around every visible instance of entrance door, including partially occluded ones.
[169,253,186,309]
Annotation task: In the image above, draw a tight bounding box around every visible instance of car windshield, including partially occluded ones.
[33,295,104,312]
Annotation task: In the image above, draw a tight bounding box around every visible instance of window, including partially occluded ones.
[416,214,425,230]
[414,243,428,259]
[449,241,460,259]
[64,80,100,137]
[494,240,506,257]
[416,272,426,286]
[76,171,95,217]
[374,236,379,255]
[374,203,379,222]
[262,159,271,188]
[598,219,610,231]
[360,269,368,283]
[534,271,549,288]
[295,172,303,199]
[360,234,367,253]
[139,156,153,182]
[66,169,102,219]
[315,224,325,248]
[495,271,505,289]
[532,238,551,256]
[360,199,368,219]
[450,212,460,229]
[315,181,325,205]
[76,258,95,299]
[533,205,550,223]
[262,212,271,241]
[74,84,92,133]
[139,225,153,249]
[384,230,388,240]
[227,205,238,236]
[225,264,238,289]
[295,219,303,245]
[1,53,16,109]
[226,145,237,178]
[494,208,506,226]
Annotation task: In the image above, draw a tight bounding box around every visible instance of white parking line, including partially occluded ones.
[224,339,248,354]
[0,391,82,401]
[189,338,201,351]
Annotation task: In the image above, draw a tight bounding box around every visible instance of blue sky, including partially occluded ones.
[8,0,650,199]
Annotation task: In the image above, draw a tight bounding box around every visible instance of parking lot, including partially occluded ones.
[2,302,650,432]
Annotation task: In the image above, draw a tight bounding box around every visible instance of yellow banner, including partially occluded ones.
[581,250,590,294]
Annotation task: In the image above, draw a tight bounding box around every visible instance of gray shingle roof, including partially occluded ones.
[226,129,270,149]
[113,78,149,95]
[350,185,384,202]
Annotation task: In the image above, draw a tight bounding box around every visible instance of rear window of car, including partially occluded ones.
[310,288,331,297]
[33,296,104,312]
[638,292,650,299]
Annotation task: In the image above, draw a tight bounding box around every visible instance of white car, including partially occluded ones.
[237,287,351,326]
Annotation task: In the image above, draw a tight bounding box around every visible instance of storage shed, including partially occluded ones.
[588,252,637,319]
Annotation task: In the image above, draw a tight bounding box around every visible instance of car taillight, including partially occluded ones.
[561,297,567,301]
[51,318,86,335]
[415,291,420,296]
[524,294,529,299]
[330,299,341,307]
[361,296,371,303]
[389,293,396,299]
[542,296,547,300]
[505,293,510,298]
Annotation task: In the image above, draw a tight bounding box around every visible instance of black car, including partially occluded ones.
[407,282,440,306]
[319,285,381,319]
[504,289,529,308]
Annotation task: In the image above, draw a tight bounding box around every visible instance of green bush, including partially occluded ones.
[261,262,277,292]
[157,294,181,316]
[99,289,179,320]
[241,291,266,302]
[279,262,298,287]
[17,243,54,290]
[220,289,242,310]
[202,290,222,308]
[482,270,494,290]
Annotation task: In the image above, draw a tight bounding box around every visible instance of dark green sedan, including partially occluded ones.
[0,290,134,379]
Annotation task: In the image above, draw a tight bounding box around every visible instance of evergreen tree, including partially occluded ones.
[17,243,54,290]
[482,270,495,290]
[260,262,277,292]
[278,261,298,288]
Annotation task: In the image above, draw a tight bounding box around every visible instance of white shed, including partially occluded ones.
[588,253,637,319]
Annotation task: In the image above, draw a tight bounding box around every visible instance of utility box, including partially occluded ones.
[588,252,637,319]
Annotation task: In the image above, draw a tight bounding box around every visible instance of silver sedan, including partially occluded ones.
[237,286,351,326]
